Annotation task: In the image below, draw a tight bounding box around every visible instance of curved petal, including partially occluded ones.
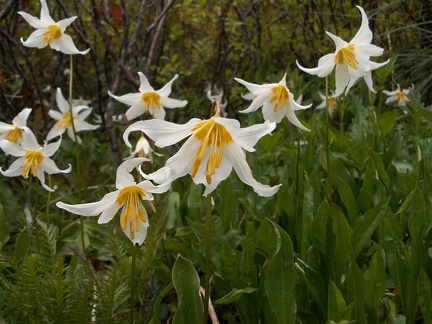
[66,127,81,143]
[40,0,56,24]
[98,200,121,224]
[20,29,47,49]
[0,140,26,157]
[219,118,275,152]
[261,102,285,123]
[35,168,54,192]
[235,77,274,94]
[138,72,154,92]
[240,91,271,113]
[350,6,373,45]
[0,157,25,177]
[150,107,166,120]
[123,118,200,148]
[21,128,40,150]
[296,57,335,77]
[355,44,383,57]
[334,64,350,97]
[45,126,63,142]
[48,110,64,121]
[326,32,348,51]
[57,17,77,32]
[17,11,48,29]
[226,144,281,197]
[56,88,70,113]
[51,34,90,55]
[116,158,149,188]
[293,100,313,111]
[157,74,179,97]
[13,108,32,127]
[108,91,142,106]
[40,158,71,174]
[201,153,233,196]
[42,137,62,156]
[57,191,119,218]
[122,214,149,246]
[285,107,310,131]
[137,179,171,194]
[73,119,99,132]
[125,99,146,121]
[160,97,188,109]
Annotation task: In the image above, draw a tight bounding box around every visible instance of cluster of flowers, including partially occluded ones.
[0,1,408,246]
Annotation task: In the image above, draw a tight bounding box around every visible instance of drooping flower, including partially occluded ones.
[0,108,32,144]
[46,88,99,143]
[296,6,388,97]
[125,135,160,162]
[56,158,169,245]
[317,92,337,117]
[0,128,71,191]
[235,74,312,130]
[207,88,227,116]
[382,84,410,106]
[108,72,188,120]
[18,0,90,55]
[123,103,281,197]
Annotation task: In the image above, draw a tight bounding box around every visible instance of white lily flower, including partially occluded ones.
[0,128,71,192]
[235,74,312,130]
[46,88,99,143]
[126,135,161,162]
[56,158,169,245]
[0,108,32,144]
[382,84,410,106]
[317,92,337,117]
[108,72,188,120]
[296,6,388,97]
[123,104,281,197]
[18,0,90,55]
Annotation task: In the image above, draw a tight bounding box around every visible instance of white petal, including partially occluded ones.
[21,129,40,150]
[240,92,271,114]
[125,100,146,121]
[51,34,90,55]
[122,215,149,246]
[350,6,373,45]
[98,200,121,224]
[57,17,77,32]
[362,71,375,93]
[334,64,350,97]
[201,154,233,196]
[56,88,70,113]
[160,97,188,109]
[46,126,64,142]
[0,158,25,177]
[42,137,62,156]
[235,77,274,94]
[261,102,285,123]
[0,140,26,157]
[17,11,48,29]
[285,107,310,131]
[355,44,383,57]
[369,59,390,70]
[296,57,335,77]
[150,107,166,120]
[12,108,32,127]
[20,29,47,49]
[326,32,348,51]
[137,179,171,194]
[36,168,54,192]
[40,0,56,24]
[57,191,119,218]
[226,144,281,197]
[73,119,99,132]
[219,118,275,152]
[138,72,154,92]
[108,91,142,106]
[116,158,149,188]
[157,74,179,97]
[40,158,71,174]
[48,110,64,121]
[123,119,200,148]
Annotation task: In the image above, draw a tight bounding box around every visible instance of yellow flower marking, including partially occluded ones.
[396,91,406,102]
[5,127,23,144]
[116,186,147,240]
[22,151,44,178]
[191,118,233,184]
[142,92,161,114]
[56,112,73,129]
[270,85,289,112]
[43,25,62,45]
[334,44,358,69]
[328,97,337,109]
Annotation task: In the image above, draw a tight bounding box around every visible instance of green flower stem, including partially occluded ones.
[129,244,138,324]
[203,194,212,324]
[369,91,377,150]
[45,174,51,221]
[325,77,333,206]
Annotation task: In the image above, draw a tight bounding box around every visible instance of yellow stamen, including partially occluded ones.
[116,186,147,239]
[270,85,289,112]
[396,91,405,101]
[142,92,161,114]
[334,44,358,69]
[43,25,62,45]
[56,112,73,129]
[5,127,23,144]
[22,151,44,178]
[328,97,337,109]
[191,118,233,184]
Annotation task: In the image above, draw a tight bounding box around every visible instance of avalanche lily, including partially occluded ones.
[46,88,98,143]
[126,135,160,162]
[108,72,188,120]
[235,74,311,130]
[0,108,32,144]
[124,103,281,197]
[383,84,410,106]
[317,92,337,117]
[56,158,169,245]
[0,128,71,192]
[296,6,388,97]
[18,0,90,55]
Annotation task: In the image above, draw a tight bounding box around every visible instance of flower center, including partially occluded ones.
[5,126,23,144]
[43,25,62,45]
[270,85,289,112]
[56,112,74,129]
[191,118,234,184]
[328,97,337,109]
[116,185,147,241]
[334,44,358,69]
[142,92,161,114]
[22,150,44,178]
[396,91,406,101]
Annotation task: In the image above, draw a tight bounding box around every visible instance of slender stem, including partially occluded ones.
[203,194,212,324]
[369,91,377,150]
[130,244,137,324]
[68,55,80,174]
[45,174,52,222]
[325,77,333,207]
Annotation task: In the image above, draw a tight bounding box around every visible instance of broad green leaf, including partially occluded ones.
[350,198,389,259]
[378,110,397,136]
[215,287,258,304]
[328,281,347,322]
[166,192,180,230]
[364,248,386,323]
[263,220,298,324]
[0,203,10,250]
[217,178,239,232]
[346,259,366,323]
[172,256,203,324]
[417,270,432,324]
